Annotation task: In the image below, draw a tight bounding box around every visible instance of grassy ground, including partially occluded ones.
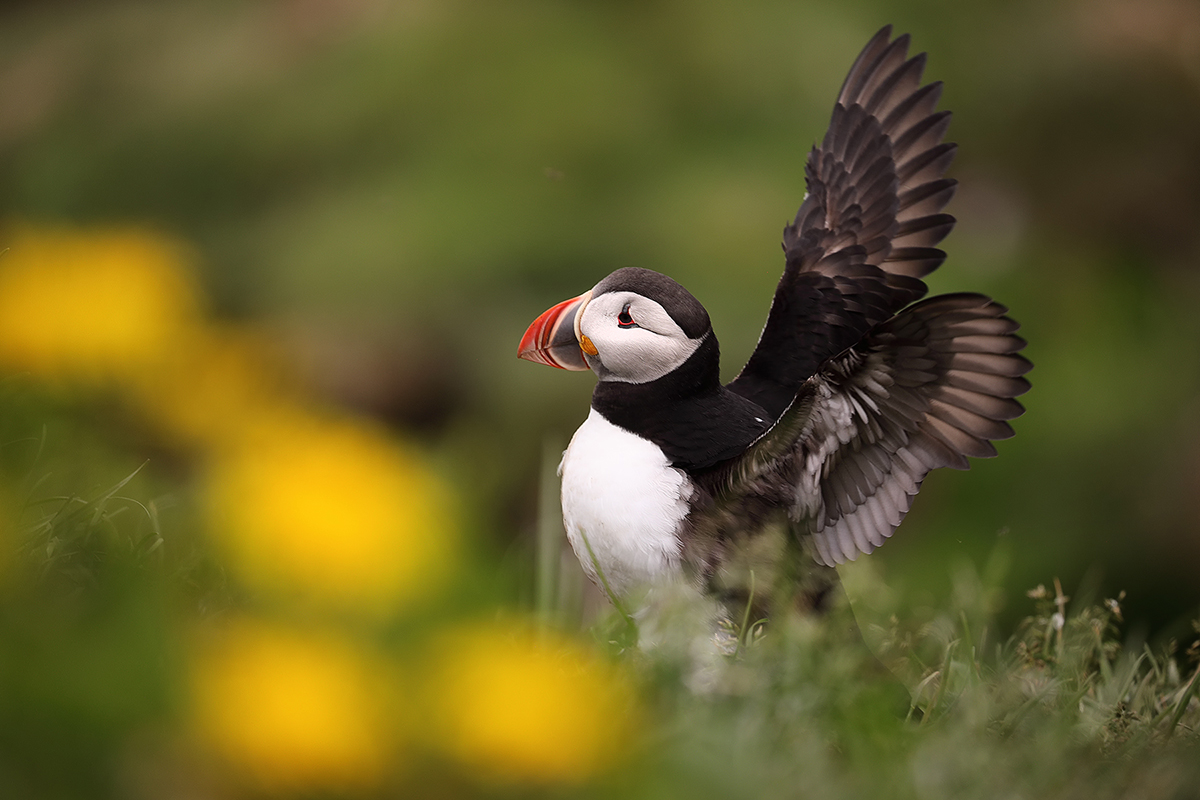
[542,535,1199,800]
[615,581,1200,800]
[1,400,1198,798]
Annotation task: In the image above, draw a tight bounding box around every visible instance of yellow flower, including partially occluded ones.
[127,324,300,451]
[205,414,457,613]
[0,224,202,384]
[188,618,392,791]
[427,622,638,785]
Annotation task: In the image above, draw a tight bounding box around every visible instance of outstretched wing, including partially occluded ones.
[712,293,1030,566]
[728,26,958,420]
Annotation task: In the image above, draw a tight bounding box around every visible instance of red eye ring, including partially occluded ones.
[617,303,637,328]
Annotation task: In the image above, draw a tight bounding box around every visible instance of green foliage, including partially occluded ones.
[0,413,1197,797]
[595,571,1200,800]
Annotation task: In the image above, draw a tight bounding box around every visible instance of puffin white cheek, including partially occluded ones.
[577,294,704,383]
[594,329,702,384]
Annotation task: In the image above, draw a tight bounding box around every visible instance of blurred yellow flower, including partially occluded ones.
[189,618,392,791]
[427,622,638,785]
[0,224,202,383]
[205,414,457,613]
[127,324,300,451]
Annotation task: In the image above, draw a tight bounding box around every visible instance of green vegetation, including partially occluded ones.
[2,439,1196,797]
[618,580,1200,800]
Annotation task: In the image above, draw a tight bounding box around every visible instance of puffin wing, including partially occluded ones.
[728,26,958,420]
[715,293,1030,566]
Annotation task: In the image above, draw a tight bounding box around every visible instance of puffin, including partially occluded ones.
[518,26,1030,618]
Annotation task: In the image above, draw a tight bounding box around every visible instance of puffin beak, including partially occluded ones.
[518,291,593,370]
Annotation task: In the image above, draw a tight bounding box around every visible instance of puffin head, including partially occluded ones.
[518,267,711,384]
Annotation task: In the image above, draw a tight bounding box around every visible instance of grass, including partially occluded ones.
[0,408,1195,798]
[568,556,1200,800]
[532,446,1200,799]
[664,588,1199,799]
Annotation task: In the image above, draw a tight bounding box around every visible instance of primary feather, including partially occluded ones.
[729,25,959,421]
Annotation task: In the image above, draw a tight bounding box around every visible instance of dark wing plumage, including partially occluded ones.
[714,293,1030,566]
[728,26,957,421]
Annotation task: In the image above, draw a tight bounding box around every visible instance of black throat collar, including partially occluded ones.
[590,334,770,472]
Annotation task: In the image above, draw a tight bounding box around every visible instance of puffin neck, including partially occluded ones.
[592,332,721,408]
[589,333,770,471]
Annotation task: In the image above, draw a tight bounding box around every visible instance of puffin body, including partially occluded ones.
[519,27,1031,614]
[559,407,691,593]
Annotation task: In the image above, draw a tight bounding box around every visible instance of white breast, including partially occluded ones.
[559,407,691,595]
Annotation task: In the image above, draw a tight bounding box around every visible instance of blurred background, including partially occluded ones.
[0,0,1196,796]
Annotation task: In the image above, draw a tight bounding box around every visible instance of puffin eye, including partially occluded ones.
[617,303,638,329]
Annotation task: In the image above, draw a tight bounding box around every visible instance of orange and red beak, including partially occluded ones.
[518,291,592,371]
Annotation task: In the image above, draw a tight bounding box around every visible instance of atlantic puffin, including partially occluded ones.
[518,27,1030,617]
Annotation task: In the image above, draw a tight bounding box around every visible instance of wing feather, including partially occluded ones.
[708,293,1029,566]
[729,27,958,420]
